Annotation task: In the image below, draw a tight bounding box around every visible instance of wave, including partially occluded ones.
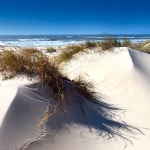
[116,36,136,39]
[67,36,72,38]
[0,42,6,46]
[1,35,150,47]
[2,40,85,47]
[19,38,49,41]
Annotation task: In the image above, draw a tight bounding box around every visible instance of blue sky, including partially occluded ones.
[0,0,150,34]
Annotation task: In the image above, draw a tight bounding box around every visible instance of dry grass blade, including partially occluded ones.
[0,50,24,74]
[56,44,85,64]
[85,41,97,48]
[73,77,97,102]
[99,36,122,50]
[45,47,57,53]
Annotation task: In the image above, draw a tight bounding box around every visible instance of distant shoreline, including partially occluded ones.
[0,34,150,47]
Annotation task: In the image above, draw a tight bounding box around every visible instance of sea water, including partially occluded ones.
[0,34,150,47]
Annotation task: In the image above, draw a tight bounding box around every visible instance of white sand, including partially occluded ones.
[0,47,150,150]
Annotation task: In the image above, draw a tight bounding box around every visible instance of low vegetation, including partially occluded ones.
[0,48,45,78]
[54,41,98,64]
[85,40,97,48]
[98,36,122,50]
[133,41,150,54]
[46,37,150,65]
[45,47,57,53]
[94,35,150,53]
[55,44,85,64]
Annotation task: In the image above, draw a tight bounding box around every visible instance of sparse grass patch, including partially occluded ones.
[65,44,85,52]
[122,38,132,47]
[46,47,57,53]
[138,41,150,54]
[73,76,97,103]
[0,49,68,122]
[0,48,47,77]
[121,40,150,54]
[2,73,16,80]
[97,36,121,51]
[95,35,150,54]
[0,50,24,74]
[85,41,97,48]
[56,44,86,64]
[21,47,40,54]
[143,47,150,54]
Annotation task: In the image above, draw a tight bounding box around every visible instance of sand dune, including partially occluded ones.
[0,47,150,150]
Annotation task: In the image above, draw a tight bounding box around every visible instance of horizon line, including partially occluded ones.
[1,33,150,36]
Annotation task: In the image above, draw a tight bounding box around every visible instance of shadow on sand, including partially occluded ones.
[9,80,144,150]
[26,81,144,149]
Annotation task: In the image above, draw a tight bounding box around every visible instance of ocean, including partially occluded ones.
[0,34,150,47]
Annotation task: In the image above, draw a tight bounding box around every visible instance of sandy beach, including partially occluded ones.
[0,46,150,150]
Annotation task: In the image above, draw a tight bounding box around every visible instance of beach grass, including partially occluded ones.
[45,47,57,53]
[85,40,97,48]
[54,41,101,64]
[55,44,85,64]
[98,36,122,50]
[0,48,45,77]
[94,35,150,53]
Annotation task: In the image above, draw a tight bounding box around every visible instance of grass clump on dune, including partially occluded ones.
[55,41,98,64]
[96,34,150,54]
[85,40,97,48]
[45,47,57,53]
[21,47,40,54]
[56,44,86,64]
[122,38,132,47]
[0,48,67,124]
[134,41,150,54]
[0,50,23,75]
[98,36,122,50]
[0,48,46,78]
[98,35,134,50]
[73,76,97,103]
